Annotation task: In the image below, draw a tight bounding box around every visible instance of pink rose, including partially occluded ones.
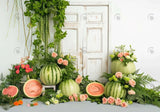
[124,52,129,57]
[16,69,20,74]
[108,96,115,104]
[80,94,86,102]
[27,104,30,107]
[63,60,68,66]
[57,58,63,64]
[118,52,124,58]
[25,64,30,69]
[115,98,122,106]
[21,64,26,69]
[129,79,136,87]
[102,97,108,104]
[120,58,123,62]
[121,102,128,107]
[73,93,78,101]
[84,94,88,99]
[75,75,83,84]
[15,65,20,70]
[128,90,136,95]
[69,95,74,101]
[52,52,57,58]
[115,72,122,78]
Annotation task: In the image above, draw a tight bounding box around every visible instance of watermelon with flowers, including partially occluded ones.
[110,45,137,74]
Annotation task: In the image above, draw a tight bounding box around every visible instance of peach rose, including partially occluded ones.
[80,94,86,102]
[115,72,122,78]
[121,102,128,107]
[73,93,78,101]
[115,98,122,106]
[63,60,68,66]
[69,95,74,101]
[128,90,136,95]
[75,75,83,84]
[120,58,123,62]
[57,58,63,64]
[108,96,115,104]
[118,52,124,58]
[124,52,129,57]
[52,52,57,58]
[84,94,88,99]
[129,79,136,87]
[20,58,25,64]
[102,97,108,104]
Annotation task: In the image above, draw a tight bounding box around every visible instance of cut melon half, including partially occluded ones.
[2,85,18,97]
[86,82,104,97]
[23,79,42,98]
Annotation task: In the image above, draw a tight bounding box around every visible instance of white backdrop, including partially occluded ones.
[0,0,160,85]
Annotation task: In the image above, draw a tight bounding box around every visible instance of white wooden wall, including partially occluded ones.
[0,0,160,85]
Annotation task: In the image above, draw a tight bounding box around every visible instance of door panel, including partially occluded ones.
[62,6,109,81]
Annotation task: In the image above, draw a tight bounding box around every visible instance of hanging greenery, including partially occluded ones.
[24,0,69,58]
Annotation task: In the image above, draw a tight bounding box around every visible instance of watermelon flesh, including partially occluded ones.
[23,79,42,98]
[2,85,18,97]
[86,82,104,97]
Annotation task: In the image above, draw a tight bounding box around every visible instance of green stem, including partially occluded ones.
[57,42,62,56]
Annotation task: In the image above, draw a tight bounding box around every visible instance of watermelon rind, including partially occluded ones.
[2,85,18,98]
[86,82,104,97]
[40,64,62,85]
[59,79,80,97]
[23,79,43,98]
[104,82,126,99]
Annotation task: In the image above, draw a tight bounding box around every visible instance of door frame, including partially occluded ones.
[69,1,111,73]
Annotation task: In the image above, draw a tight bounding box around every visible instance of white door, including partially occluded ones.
[62,6,109,81]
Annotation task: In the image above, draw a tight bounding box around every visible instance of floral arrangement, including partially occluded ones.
[110,45,137,65]
[102,70,160,107]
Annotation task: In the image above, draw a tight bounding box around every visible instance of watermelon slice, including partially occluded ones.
[2,85,18,97]
[86,82,104,97]
[23,79,42,98]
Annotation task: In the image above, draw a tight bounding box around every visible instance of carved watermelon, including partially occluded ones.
[23,79,43,98]
[40,65,62,85]
[59,79,80,97]
[2,85,18,97]
[111,60,136,74]
[86,82,104,97]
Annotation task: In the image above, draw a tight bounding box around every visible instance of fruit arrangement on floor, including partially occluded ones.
[0,0,160,110]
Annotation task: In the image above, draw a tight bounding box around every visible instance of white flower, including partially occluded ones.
[126,56,130,59]
[53,99,59,104]
[50,97,55,103]
[56,90,62,94]
[132,55,136,59]
[45,101,50,105]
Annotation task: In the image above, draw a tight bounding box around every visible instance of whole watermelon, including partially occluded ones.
[111,60,136,74]
[40,64,62,85]
[104,82,126,98]
[59,79,80,96]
